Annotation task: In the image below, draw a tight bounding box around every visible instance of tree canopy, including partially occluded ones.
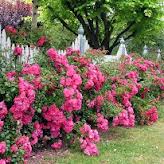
[33,0,163,54]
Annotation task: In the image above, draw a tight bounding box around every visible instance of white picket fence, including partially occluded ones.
[57,25,90,55]
[0,24,162,64]
[0,25,39,64]
[57,26,162,62]
[0,24,90,63]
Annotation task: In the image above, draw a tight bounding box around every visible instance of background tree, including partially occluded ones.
[32,0,39,29]
[39,0,163,54]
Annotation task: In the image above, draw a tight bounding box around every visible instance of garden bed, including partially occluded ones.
[29,118,164,164]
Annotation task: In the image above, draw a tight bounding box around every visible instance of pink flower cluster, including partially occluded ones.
[126,71,138,81]
[51,140,62,150]
[0,101,8,132]
[6,71,16,81]
[63,117,74,133]
[37,36,46,47]
[0,141,6,154]
[155,77,164,90]
[10,78,35,125]
[0,120,4,132]
[106,90,117,104]
[47,48,69,72]
[62,88,83,112]
[85,64,105,91]
[13,136,32,158]
[0,159,6,164]
[87,95,104,112]
[22,64,41,77]
[42,104,74,138]
[60,68,82,89]
[66,47,80,56]
[42,104,65,138]
[31,122,43,145]
[133,58,155,72]
[145,107,158,124]
[80,124,100,156]
[47,48,83,113]
[73,56,91,66]
[5,25,17,34]
[113,107,135,127]
[14,47,23,56]
[61,68,82,113]
[22,64,42,89]
[97,113,109,132]
[112,72,141,127]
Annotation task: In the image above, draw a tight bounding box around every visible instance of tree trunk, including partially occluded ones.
[32,0,38,29]
[107,47,114,55]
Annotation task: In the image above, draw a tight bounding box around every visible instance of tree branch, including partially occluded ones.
[57,16,78,35]
[100,12,110,49]
[111,21,135,48]
[124,31,136,41]
[65,1,100,48]
[108,31,137,55]
[47,5,78,35]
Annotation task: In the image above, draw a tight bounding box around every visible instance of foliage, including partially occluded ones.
[100,54,164,125]
[4,21,75,50]
[0,0,32,28]
[0,42,163,162]
[38,0,163,54]
[127,27,164,54]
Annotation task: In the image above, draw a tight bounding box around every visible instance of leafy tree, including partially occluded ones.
[127,26,164,54]
[38,0,163,54]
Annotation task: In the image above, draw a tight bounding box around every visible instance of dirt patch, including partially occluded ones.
[28,148,70,164]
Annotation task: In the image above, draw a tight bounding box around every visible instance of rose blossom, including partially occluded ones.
[14,47,22,56]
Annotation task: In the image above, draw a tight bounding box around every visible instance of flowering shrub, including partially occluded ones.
[101,55,164,126]
[0,0,32,28]
[0,46,163,162]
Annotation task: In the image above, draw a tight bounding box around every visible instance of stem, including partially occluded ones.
[15,56,17,71]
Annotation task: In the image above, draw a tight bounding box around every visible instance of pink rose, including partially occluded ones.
[6,71,16,81]
[14,47,22,56]
[0,159,6,164]
[37,36,46,47]
[51,140,62,150]
[0,142,6,154]
[10,144,18,153]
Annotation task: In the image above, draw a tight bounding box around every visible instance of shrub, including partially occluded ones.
[0,0,32,28]
[0,45,163,162]
[100,55,164,126]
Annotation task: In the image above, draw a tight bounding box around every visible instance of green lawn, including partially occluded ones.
[29,105,164,164]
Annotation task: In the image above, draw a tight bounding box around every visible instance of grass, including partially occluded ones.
[29,105,164,164]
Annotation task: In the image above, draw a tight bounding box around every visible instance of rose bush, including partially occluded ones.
[0,46,163,163]
[100,55,164,126]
